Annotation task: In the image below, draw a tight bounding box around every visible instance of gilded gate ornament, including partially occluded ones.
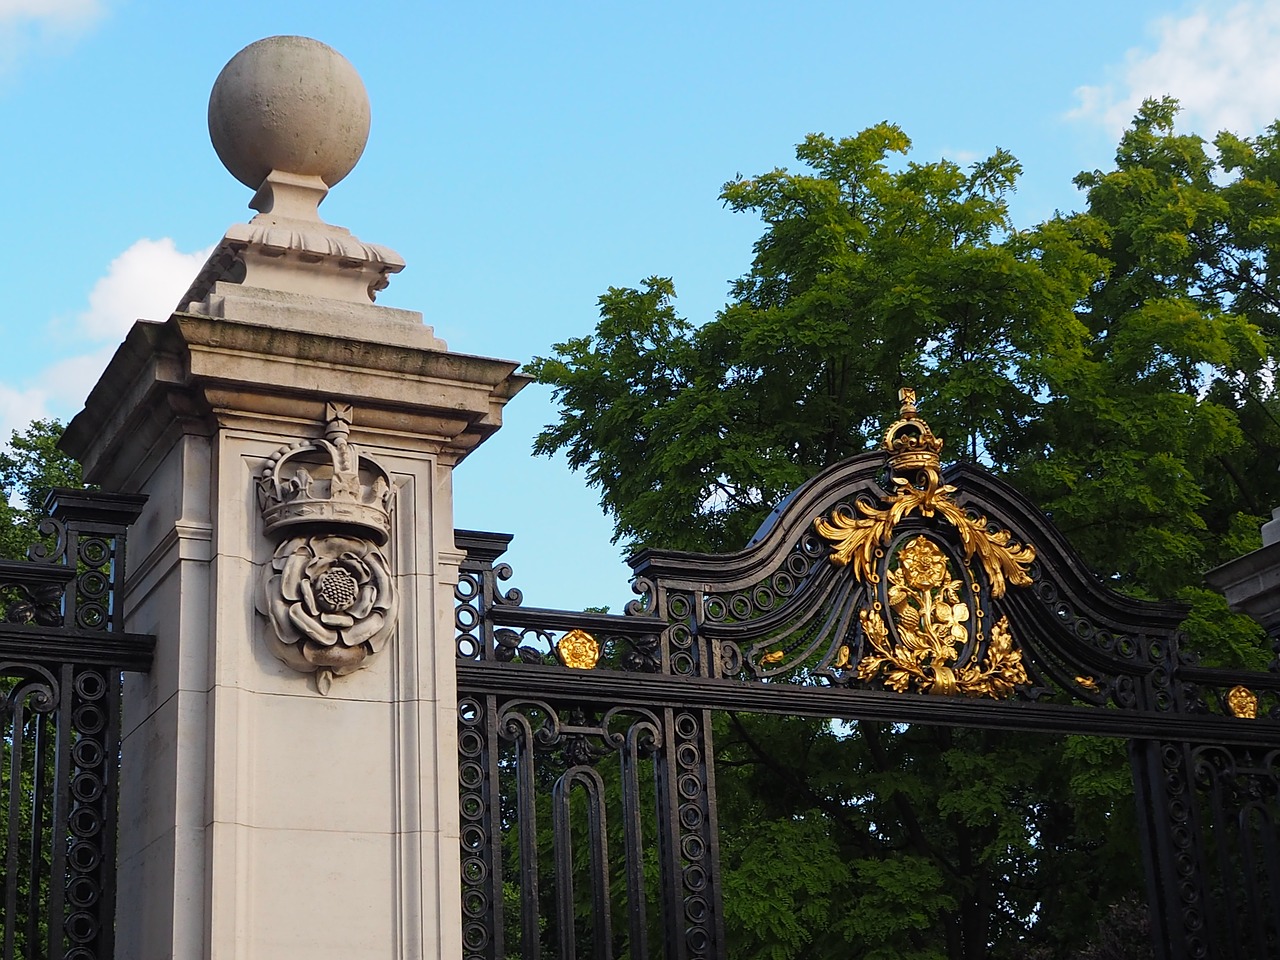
[255,402,398,695]
[1227,685,1258,719]
[815,390,1034,699]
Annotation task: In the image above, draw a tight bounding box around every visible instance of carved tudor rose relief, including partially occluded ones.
[256,402,398,694]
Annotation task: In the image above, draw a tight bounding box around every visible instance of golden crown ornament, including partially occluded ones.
[255,402,399,695]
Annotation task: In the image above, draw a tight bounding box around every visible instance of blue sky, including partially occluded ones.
[3,0,1278,610]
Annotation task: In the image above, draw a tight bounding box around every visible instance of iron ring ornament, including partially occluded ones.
[255,401,398,695]
[812,389,1035,699]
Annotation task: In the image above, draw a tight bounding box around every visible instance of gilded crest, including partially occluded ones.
[815,391,1034,699]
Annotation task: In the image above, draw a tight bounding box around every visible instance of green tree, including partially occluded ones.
[529,106,1280,957]
[0,419,82,561]
[530,127,1101,554]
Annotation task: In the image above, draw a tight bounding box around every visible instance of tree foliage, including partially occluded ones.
[530,101,1280,956]
[0,419,82,561]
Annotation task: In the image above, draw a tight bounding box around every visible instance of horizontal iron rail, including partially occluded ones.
[482,604,668,636]
[0,560,76,585]
[0,627,155,672]
[457,661,1280,747]
[1178,664,1280,690]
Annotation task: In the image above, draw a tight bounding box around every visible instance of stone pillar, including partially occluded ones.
[1206,529,1280,670]
[60,37,526,960]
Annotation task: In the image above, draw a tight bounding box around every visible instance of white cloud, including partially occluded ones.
[0,0,101,24]
[39,346,119,422]
[0,382,52,442]
[1069,1,1280,136]
[0,0,103,75]
[0,237,208,440]
[77,237,211,341]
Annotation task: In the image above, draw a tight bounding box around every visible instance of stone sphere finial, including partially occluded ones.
[208,36,371,192]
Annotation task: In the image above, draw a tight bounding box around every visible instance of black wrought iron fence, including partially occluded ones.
[0,489,152,960]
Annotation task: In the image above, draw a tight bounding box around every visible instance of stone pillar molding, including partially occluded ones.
[62,297,526,959]
[1206,539,1280,669]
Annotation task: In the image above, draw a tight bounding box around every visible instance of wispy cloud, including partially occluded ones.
[1069,1,1280,136]
[0,0,104,76]
[0,237,210,438]
[0,0,102,23]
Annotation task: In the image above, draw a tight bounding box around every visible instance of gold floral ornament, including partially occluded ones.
[557,629,601,669]
[813,389,1035,598]
[857,535,1028,698]
[1227,685,1258,719]
[815,390,1034,699]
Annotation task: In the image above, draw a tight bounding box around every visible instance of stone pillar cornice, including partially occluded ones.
[62,310,528,489]
[1206,541,1280,640]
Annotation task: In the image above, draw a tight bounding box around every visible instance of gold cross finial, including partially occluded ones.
[899,387,917,417]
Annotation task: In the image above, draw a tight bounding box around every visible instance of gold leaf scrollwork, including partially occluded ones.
[816,391,1035,700]
[813,390,1035,598]
[813,466,1035,598]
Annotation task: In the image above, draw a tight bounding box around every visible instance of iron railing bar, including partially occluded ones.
[620,724,652,960]
[514,725,541,960]
[1261,802,1280,958]
[483,603,668,637]
[581,769,612,959]
[697,708,725,958]
[655,708,685,960]
[457,664,1280,746]
[0,630,154,672]
[1179,665,1280,691]
[4,699,27,960]
[551,771,577,960]
[48,663,72,960]
[1239,804,1270,958]
[1203,753,1242,958]
[100,669,123,959]
[484,695,504,960]
[25,711,50,955]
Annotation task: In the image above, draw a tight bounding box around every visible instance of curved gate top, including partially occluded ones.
[455,390,1280,960]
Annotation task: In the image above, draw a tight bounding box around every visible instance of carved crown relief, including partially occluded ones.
[255,402,398,694]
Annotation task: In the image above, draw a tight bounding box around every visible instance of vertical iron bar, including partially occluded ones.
[24,709,49,956]
[1129,739,1185,960]
[485,696,504,960]
[552,771,579,960]
[654,707,686,960]
[621,724,653,959]
[61,531,77,633]
[582,768,613,960]
[696,708,725,959]
[97,668,123,960]
[48,663,72,960]
[1238,804,1270,958]
[514,717,541,960]
[1261,795,1280,958]
[4,697,26,960]
[1204,754,1242,960]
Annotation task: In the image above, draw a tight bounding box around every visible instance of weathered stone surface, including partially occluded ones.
[208,36,370,190]
[1207,539,1280,637]
[61,33,527,960]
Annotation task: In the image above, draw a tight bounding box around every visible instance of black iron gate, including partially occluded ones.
[0,489,152,960]
[455,397,1280,960]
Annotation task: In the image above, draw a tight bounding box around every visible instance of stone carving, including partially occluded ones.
[256,401,397,693]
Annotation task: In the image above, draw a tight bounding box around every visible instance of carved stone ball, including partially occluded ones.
[208,35,371,190]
